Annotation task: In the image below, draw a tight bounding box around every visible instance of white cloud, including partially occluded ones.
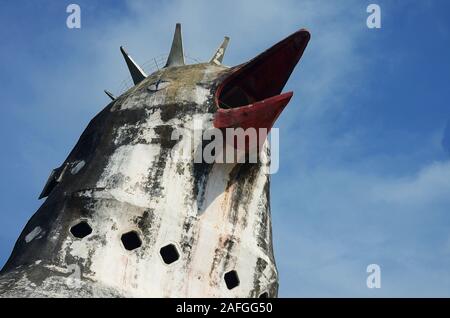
[371,161,450,206]
[273,158,450,296]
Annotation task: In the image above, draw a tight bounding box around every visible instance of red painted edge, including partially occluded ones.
[214,92,293,131]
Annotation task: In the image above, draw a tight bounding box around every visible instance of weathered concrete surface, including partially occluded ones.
[0,27,310,298]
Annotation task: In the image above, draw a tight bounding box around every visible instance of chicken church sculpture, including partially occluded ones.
[0,24,310,298]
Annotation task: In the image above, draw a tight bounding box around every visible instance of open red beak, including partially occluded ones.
[213,29,310,151]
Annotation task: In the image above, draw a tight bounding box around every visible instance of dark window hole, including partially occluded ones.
[121,231,142,251]
[70,221,92,239]
[160,244,180,264]
[224,270,240,290]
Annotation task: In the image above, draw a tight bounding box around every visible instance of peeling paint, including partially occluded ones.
[24,227,43,243]
[71,161,86,175]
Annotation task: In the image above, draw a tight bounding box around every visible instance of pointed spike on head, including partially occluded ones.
[210,36,230,65]
[120,46,147,85]
[165,23,185,67]
[104,90,116,101]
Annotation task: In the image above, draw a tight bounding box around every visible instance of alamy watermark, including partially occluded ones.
[169,119,280,174]
[366,4,381,29]
[66,4,81,29]
[366,264,381,289]
[66,264,82,289]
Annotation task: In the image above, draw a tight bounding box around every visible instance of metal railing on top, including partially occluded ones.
[114,53,202,96]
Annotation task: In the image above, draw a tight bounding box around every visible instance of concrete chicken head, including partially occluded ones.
[0,24,310,298]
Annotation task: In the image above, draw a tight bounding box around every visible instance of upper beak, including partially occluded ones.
[214,28,310,133]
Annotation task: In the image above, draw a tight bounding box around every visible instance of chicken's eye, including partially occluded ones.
[148,79,170,92]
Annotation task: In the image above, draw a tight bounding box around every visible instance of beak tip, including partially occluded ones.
[292,29,311,51]
[296,28,311,38]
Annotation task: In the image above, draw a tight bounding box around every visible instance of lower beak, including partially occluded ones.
[214,92,293,131]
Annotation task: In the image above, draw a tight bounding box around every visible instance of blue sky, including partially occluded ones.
[1,0,450,297]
